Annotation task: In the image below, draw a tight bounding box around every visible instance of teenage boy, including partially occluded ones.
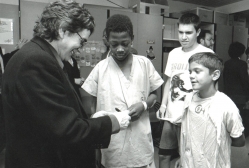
[82,14,164,168]
[157,13,214,168]
[197,29,215,49]
[176,52,245,168]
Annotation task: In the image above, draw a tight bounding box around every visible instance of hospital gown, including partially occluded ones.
[82,55,164,168]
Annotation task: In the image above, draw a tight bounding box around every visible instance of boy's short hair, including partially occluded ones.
[105,14,133,40]
[197,29,212,43]
[228,42,245,58]
[178,13,201,31]
[189,52,223,77]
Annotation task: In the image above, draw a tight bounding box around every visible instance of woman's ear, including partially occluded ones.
[58,28,65,39]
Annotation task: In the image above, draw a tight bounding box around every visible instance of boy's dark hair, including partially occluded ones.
[105,14,133,40]
[178,13,201,31]
[228,42,245,58]
[197,29,212,43]
[189,52,223,82]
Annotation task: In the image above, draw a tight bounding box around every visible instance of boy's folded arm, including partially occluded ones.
[231,133,245,147]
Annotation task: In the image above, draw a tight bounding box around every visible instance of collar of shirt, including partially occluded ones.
[68,58,73,66]
[47,43,64,69]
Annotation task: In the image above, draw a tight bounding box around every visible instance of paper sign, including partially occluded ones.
[0,18,13,45]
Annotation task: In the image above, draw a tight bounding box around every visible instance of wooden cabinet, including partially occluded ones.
[137,13,163,102]
[183,7,213,23]
[215,24,233,91]
[163,17,178,41]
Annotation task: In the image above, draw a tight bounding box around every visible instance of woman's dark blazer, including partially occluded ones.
[2,36,112,168]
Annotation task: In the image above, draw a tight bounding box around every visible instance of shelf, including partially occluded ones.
[163,38,178,41]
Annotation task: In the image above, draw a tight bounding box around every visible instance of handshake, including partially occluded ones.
[92,110,131,130]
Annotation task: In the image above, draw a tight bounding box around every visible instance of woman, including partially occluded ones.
[224,42,249,137]
[2,1,129,168]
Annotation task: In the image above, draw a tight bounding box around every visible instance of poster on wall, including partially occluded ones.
[77,41,107,67]
[0,18,14,45]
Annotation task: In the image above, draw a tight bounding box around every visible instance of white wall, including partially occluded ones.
[167,0,214,13]
[215,0,249,14]
[2,0,248,14]
[0,0,130,7]
[140,2,169,16]
[0,0,18,5]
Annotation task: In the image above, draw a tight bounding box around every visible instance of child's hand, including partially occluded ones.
[156,105,166,119]
[175,158,182,168]
[128,102,145,121]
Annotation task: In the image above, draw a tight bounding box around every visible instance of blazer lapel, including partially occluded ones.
[31,36,88,119]
[63,69,88,119]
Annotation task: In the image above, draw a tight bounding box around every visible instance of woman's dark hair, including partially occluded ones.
[228,42,245,58]
[33,1,95,42]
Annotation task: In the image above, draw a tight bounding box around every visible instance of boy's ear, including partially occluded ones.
[131,35,134,41]
[197,28,201,36]
[212,70,221,81]
[200,39,204,45]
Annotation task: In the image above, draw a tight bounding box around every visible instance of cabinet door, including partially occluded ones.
[137,13,163,101]
[233,26,248,61]
[86,7,108,42]
[163,18,178,40]
[137,14,163,74]
[215,24,233,92]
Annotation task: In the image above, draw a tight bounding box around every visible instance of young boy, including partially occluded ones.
[82,14,164,168]
[157,13,213,168]
[177,52,245,168]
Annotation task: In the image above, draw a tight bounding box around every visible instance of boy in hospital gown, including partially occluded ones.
[82,14,164,168]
